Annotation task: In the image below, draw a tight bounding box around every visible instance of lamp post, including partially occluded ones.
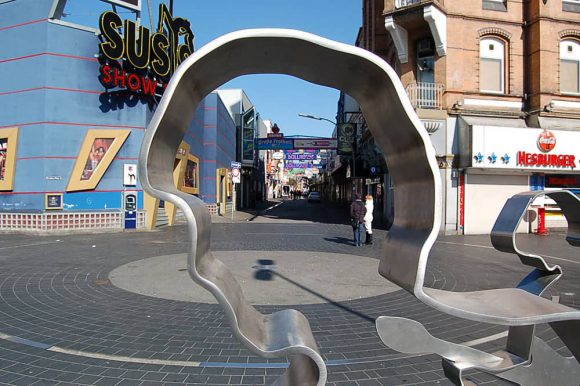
[298,113,337,126]
[299,113,358,199]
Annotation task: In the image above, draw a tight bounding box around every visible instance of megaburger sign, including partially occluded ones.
[516,152,576,168]
[517,130,576,168]
[98,3,194,97]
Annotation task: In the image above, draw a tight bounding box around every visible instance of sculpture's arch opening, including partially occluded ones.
[140,29,441,293]
[139,29,444,386]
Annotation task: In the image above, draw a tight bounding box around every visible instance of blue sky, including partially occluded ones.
[65,0,362,138]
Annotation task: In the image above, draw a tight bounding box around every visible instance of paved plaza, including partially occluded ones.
[0,199,578,385]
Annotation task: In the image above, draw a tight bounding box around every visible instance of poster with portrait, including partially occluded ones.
[181,154,199,194]
[0,127,19,191]
[81,138,114,180]
[184,159,197,188]
[67,129,130,192]
[0,138,7,181]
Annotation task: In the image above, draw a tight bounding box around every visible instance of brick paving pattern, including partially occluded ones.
[0,199,577,385]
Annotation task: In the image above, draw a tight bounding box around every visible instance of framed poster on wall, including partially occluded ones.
[67,129,131,192]
[0,127,19,191]
[45,193,63,210]
[181,153,199,195]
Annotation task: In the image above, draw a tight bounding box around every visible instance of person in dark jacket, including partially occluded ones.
[350,193,367,247]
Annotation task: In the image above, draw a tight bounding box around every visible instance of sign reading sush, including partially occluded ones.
[98,3,194,98]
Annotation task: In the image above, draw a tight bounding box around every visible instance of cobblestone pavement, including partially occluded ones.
[0,198,578,385]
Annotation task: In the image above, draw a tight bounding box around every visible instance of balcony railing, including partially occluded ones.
[395,0,443,9]
[405,82,445,109]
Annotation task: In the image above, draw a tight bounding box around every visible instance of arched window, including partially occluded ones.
[560,39,580,94]
[479,37,505,94]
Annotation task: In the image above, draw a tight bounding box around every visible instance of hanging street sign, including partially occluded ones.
[255,138,294,150]
[293,138,337,149]
[337,123,356,155]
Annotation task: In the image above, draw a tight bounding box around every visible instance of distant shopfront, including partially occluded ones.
[459,120,579,234]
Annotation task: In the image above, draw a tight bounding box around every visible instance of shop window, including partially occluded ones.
[483,0,507,12]
[181,154,199,195]
[563,0,580,13]
[560,39,580,94]
[480,37,506,94]
[66,129,130,192]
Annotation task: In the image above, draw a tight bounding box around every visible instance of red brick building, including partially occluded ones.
[358,0,580,234]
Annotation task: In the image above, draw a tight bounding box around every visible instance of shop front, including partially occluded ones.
[459,121,579,234]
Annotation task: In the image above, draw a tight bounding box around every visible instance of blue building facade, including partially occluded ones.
[181,94,236,204]
[0,0,237,231]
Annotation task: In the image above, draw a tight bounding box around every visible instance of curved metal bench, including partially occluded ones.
[378,190,580,385]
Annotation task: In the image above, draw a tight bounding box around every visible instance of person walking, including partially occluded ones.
[350,193,367,247]
[364,195,374,245]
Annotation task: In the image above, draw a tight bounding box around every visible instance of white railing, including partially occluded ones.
[0,211,146,232]
[405,82,445,109]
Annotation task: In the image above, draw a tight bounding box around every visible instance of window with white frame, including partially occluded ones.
[483,0,507,12]
[563,0,580,13]
[480,37,505,93]
[560,39,580,94]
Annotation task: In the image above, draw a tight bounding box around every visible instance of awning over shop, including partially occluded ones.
[538,116,580,131]
[459,116,528,129]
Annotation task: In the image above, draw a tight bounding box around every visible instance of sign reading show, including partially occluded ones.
[98,3,194,98]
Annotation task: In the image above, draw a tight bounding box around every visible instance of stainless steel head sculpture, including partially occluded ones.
[140,28,439,386]
[139,28,580,385]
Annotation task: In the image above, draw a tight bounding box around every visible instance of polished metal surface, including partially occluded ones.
[378,190,580,385]
[138,26,580,385]
[139,29,440,385]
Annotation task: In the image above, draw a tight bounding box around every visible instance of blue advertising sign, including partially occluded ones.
[285,151,317,160]
[256,138,294,150]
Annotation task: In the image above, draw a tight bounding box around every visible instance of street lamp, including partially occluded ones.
[298,113,336,126]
